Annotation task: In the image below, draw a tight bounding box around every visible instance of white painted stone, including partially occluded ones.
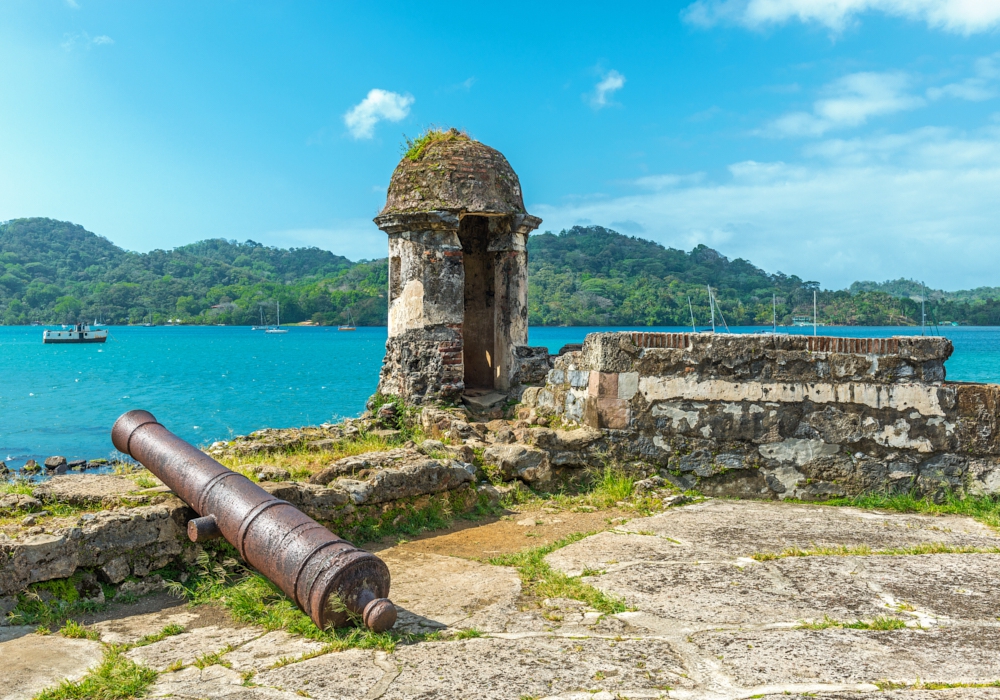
[638,376,948,416]
[873,419,934,453]
[617,372,639,400]
[387,279,425,336]
[759,438,840,466]
[651,403,701,431]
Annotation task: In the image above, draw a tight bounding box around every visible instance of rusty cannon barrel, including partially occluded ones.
[112,410,396,632]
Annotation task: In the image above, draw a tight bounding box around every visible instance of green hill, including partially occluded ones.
[2,217,999,326]
[0,218,384,326]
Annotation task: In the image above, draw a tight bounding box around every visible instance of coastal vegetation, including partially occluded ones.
[3,217,1000,326]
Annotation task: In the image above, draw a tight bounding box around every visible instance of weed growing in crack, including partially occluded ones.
[488,532,631,615]
[823,491,1000,530]
[34,645,158,700]
[798,615,908,630]
[752,542,1000,561]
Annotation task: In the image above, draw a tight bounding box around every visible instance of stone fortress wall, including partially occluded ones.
[519,331,1000,500]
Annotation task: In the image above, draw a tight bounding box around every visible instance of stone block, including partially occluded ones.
[596,397,629,429]
[100,557,131,584]
[618,371,639,400]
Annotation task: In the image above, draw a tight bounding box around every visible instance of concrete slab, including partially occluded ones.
[222,630,326,672]
[149,665,302,699]
[254,648,385,700]
[91,607,200,644]
[126,625,263,671]
[694,626,1000,688]
[0,627,103,700]
[618,500,1000,561]
[380,547,521,633]
[380,636,692,700]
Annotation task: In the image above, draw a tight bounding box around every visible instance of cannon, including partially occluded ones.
[112,410,397,632]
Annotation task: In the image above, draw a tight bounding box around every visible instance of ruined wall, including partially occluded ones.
[521,332,1000,500]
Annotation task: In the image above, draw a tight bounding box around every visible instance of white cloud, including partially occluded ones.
[927,53,1000,102]
[65,0,80,8]
[591,70,626,109]
[60,32,114,51]
[764,72,924,136]
[682,0,1000,34]
[531,125,1000,290]
[343,89,414,140]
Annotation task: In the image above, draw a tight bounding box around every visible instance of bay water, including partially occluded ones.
[1,325,998,472]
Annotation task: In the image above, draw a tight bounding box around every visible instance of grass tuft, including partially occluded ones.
[488,532,631,615]
[59,619,100,640]
[133,623,186,648]
[34,645,158,700]
[798,615,908,630]
[752,541,1000,561]
[402,128,469,161]
[825,491,1000,530]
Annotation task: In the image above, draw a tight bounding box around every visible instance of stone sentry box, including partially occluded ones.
[374,132,550,403]
[521,331,1000,500]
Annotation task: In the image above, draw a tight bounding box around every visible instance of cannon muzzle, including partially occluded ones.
[112,410,396,632]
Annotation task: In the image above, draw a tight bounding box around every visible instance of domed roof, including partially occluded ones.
[378,130,527,217]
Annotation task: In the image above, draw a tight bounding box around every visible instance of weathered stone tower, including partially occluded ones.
[374,131,544,404]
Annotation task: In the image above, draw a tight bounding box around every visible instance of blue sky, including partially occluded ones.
[1,1,999,290]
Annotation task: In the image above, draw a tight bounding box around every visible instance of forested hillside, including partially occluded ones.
[0,218,386,325]
[2,217,999,326]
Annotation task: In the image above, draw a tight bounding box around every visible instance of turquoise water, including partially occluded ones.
[2,325,998,471]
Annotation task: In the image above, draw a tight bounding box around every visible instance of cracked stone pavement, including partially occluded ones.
[3,499,1000,699]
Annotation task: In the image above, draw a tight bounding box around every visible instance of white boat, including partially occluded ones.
[44,323,108,344]
[265,301,288,334]
[338,310,357,331]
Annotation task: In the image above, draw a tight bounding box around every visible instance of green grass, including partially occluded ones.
[0,479,35,496]
[402,128,469,161]
[59,619,100,641]
[488,532,631,615]
[825,491,1000,530]
[132,623,185,648]
[163,546,405,653]
[491,464,691,516]
[798,615,908,630]
[34,645,158,700]
[216,424,424,483]
[7,573,112,627]
[752,541,1000,561]
[451,628,483,639]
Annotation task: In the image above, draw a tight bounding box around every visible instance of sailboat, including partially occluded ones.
[251,307,266,331]
[265,301,288,334]
[338,309,357,331]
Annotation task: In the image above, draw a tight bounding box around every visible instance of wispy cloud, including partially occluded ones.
[532,124,1000,289]
[61,32,114,51]
[65,0,80,8]
[928,53,1000,102]
[590,70,626,109]
[682,0,1000,35]
[343,89,414,140]
[763,72,923,137]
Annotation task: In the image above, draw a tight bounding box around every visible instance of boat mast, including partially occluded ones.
[813,291,817,337]
[708,285,715,333]
[688,296,696,333]
[772,294,776,333]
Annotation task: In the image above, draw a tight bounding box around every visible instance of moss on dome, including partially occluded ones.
[378,130,526,217]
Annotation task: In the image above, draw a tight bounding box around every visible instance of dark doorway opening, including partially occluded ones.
[459,215,495,390]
